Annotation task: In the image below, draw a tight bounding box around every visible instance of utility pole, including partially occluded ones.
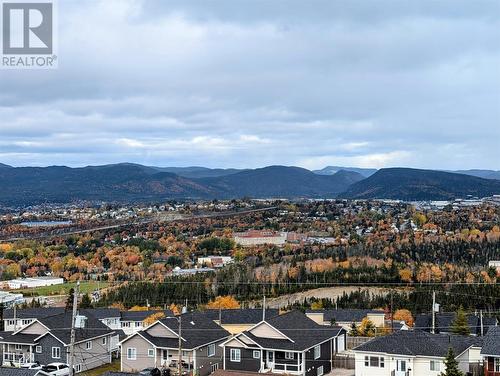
[13,303,17,331]
[69,281,80,376]
[177,315,182,376]
[262,295,266,321]
[480,310,484,336]
[390,290,394,333]
[431,291,436,334]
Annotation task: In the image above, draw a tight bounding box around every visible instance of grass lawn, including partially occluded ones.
[84,359,121,376]
[17,281,110,297]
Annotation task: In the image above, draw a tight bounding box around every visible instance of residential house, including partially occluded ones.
[481,326,500,376]
[204,309,279,334]
[305,309,386,330]
[414,312,497,336]
[81,308,123,352]
[120,310,173,336]
[0,311,115,372]
[222,310,346,376]
[353,330,483,376]
[2,308,65,332]
[120,312,230,376]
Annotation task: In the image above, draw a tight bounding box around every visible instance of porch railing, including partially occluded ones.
[3,352,35,367]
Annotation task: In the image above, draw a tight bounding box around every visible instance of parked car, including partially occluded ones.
[20,361,42,369]
[41,363,71,376]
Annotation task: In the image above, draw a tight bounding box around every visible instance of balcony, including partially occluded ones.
[3,352,35,367]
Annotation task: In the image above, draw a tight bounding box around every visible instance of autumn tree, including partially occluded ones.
[359,318,376,337]
[143,312,166,326]
[206,295,240,309]
[393,309,414,327]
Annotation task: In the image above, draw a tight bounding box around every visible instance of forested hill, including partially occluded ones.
[340,168,500,200]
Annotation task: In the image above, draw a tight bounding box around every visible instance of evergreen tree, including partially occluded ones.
[66,288,75,311]
[349,322,359,336]
[450,308,470,335]
[80,293,92,309]
[440,347,463,376]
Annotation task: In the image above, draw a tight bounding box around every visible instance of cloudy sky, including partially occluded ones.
[1,0,499,170]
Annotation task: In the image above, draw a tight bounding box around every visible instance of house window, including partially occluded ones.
[430,360,440,371]
[22,319,31,326]
[148,349,154,357]
[317,366,324,376]
[135,322,142,327]
[230,349,241,362]
[494,358,500,372]
[370,357,379,367]
[102,337,107,345]
[15,344,22,351]
[127,348,137,360]
[208,343,216,357]
[211,364,219,372]
[253,350,260,359]
[35,346,42,353]
[52,347,61,359]
[380,357,385,368]
[314,345,321,359]
[85,341,92,350]
[75,364,82,373]
[7,320,15,326]
[285,352,294,360]
[364,356,369,367]
[122,322,130,327]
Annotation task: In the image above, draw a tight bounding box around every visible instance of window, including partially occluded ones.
[365,356,384,368]
[314,345,321,359]
[380,357,385,368]
[52,347,61,359]
[370,357,379,367]
[364,356,369,367]
[430,360,440,371]
[208,343,216,357]
[182,351,189,357]
[135,322,142,327]
[230,349,241,362]
[122,322,130,327]
[211,364,219,372]
[317,366,324,376]
[494,358,499,372]
[285,352,294,360]
[148,349,154,357]
[35,346,42,353]
[102,337,107,345]
[86,341,92,350]
[7,320,15,326]
[15,344,22,351]
[75,364,82,373]
[22,319,31,326]
[127,348,137,360]
[253,350,260,359]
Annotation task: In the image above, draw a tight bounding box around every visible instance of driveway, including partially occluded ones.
[327,369,355,376]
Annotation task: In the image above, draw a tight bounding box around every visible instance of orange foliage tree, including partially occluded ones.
[206,295,240,309]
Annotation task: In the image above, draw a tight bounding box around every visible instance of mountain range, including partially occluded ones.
[0,163,499,205]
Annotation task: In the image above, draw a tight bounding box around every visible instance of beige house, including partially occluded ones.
[306,309,386,330]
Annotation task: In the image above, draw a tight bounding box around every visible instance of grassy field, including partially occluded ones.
[84,359,120,376]
[17,281,110,297]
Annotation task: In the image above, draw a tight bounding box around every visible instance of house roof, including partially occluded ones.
[120,310,173,321]
[3,307,65,319]
[80,308,121,320]
[354,330,483,357]
[0,332,40,344]
[306,308,384,323]
[414,313,497,335]
[127,311,230,350]
[202,309,279,325]
[239,310,344,351]
[481,326,500,356]
[0,368,45,376]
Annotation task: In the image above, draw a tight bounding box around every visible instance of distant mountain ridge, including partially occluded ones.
[0,163,499,205]
[341,168,500,200]
[313,166,377,177]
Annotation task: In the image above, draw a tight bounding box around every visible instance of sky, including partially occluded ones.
[0,0,499,170]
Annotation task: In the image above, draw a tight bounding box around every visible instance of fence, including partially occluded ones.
[346,336,372,349]
[332,354,355,369]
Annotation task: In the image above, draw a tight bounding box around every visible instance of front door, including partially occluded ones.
[396,359,407,376]
[267,351,275,369]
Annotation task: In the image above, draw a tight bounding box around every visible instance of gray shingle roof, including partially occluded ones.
[414,313,497,335]
[306,309,384,323]
[203,308,279,324]
[0,332,40,344]
[240,310,344,351]
[0,367,43,376]
[481,326,500,356]
[354,330,483,357]
[3,307,65,319]
[130,311,230,350]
